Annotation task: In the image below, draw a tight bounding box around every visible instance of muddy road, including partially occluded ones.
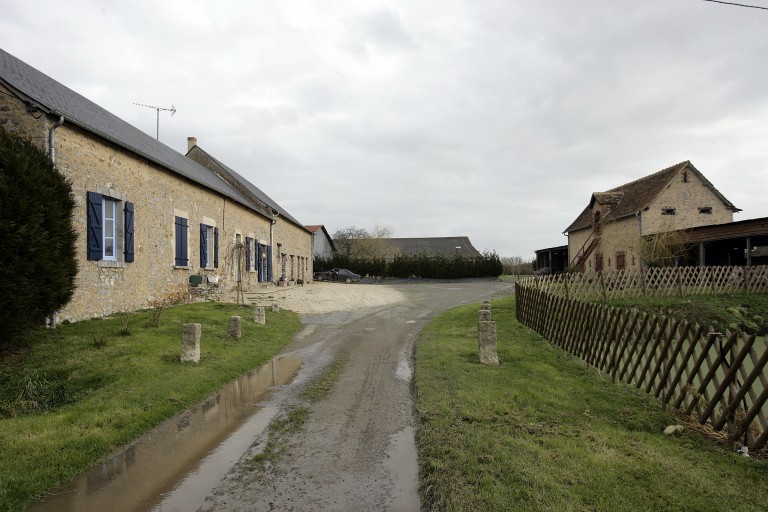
[28,280,514,512]
[203,280,514,511]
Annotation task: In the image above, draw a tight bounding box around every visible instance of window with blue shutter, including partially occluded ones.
[87,191,103,260]
[124,202,134,262]
[175,216,188,266]
[213,227,219,268]
[200,224,209,268]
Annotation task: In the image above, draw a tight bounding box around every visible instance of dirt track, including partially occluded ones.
[205,279,515,511]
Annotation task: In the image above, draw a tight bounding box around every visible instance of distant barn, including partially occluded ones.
[383,236,482,260]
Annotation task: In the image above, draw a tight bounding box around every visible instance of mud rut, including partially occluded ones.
[200,280,514,511]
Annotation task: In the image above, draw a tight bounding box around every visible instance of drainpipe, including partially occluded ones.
[270,211,279,283]
[48,115,64,163]
[47,115,65,329]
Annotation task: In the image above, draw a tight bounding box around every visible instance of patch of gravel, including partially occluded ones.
[222,282,408,318]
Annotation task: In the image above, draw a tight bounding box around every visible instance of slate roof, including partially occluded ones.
[0,48,261,214]
[565,161,740,233]
[187,145,307,231]
[386,237,482,257]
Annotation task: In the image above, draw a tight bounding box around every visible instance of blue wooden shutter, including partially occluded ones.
[213,227,219,268]
[200,224,208,268]
[267,245,273,282]
[124,201,134,262]
[86,191,103,260]
[246,237,252,272]
[175,216,188,266]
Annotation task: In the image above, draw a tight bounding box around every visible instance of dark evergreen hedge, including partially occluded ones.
[314,251,503,279]
[0,126,77,343]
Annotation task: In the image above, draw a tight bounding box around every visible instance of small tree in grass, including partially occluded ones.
[0,126,77,344]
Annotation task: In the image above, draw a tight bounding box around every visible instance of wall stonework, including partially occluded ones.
[1,88,310,322]
[642,172,733,235]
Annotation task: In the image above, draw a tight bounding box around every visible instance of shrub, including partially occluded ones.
[0,126,77,344]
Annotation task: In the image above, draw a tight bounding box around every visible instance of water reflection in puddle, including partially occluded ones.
[28,356,303,512]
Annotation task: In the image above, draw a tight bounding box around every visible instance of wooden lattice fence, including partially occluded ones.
[515,282,768,451]
[522,265,768,302]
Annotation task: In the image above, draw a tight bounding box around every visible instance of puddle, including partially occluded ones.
[384,426,420,512]
[28,356,303,512]
[395,360,413,382]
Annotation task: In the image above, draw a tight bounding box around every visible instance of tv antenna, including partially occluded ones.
[133,102,176,140]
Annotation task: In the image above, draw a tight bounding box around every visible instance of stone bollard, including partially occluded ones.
[271,304,280,313]
[253,306,266,325]
[478,319,499,366]
[478,309,492,321]
[481,301,491,311]
[228,316,242,340]
[181,323,201,363]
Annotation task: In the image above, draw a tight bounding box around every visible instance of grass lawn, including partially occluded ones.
[415,297,768,512]
[0,302,301,512]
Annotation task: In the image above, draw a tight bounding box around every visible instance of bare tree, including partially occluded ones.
[501,256,534,276]
[332,225,395,260]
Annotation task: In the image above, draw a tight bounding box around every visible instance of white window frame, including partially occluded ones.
[102,198,117,261]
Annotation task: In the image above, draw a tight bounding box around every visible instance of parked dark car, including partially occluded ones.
[313,268,361,283]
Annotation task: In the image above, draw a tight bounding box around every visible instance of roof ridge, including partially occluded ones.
[605,160,689,193]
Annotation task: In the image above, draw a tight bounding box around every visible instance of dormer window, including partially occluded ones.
[698,206,712,214]
[661,207,676,215]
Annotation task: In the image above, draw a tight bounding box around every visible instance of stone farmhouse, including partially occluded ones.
[564,161,739,272]
[0,48,312,322]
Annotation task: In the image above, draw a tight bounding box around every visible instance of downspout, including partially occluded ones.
[270,211,279,284]
[47,115,65,329]
[48,115,64,162]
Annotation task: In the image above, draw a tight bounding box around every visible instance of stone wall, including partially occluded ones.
[642,171,734,235]
[274,218,313,282]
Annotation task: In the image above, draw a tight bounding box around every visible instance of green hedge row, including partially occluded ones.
[314,251,503,279]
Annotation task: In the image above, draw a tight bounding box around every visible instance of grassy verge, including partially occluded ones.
[0,302,301,512]
[415,297,768,512]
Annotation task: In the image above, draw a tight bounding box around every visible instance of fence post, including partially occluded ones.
[564,273,570,300]
[228,316,242,340]
[478,305,499,366]
[181,323,201,363]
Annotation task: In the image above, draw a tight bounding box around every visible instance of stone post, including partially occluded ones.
[228,316,242,340]
[478,309,492,322]
[181,323,201,363]
[478,314,499,366]
[253,306,266,325]
[271,304,280,313]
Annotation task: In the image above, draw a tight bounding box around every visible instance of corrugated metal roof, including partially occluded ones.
[0,48,262,214]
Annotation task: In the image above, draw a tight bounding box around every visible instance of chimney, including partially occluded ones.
[187,136,197,152]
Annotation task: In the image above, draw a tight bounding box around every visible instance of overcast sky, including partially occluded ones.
[2,1,767,258]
